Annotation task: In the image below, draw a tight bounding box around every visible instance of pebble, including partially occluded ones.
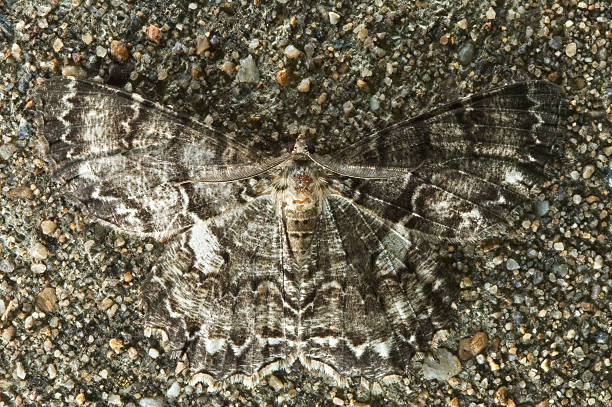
[219,61,235,75]
[8,186,34,199]
[110,40,129,62]
[109,338,124,353]
[506,258,520,271]
[36,287,58,312]
[422,348,461,380]
[53,38,63,52]
[553,242,564,251]
[15,362,26,379]
[297,78,311,92]
[40,219,57,234]
[108,394,121,405]
[535,200,549,216]
[582,164,595,179]
[343,101,355,116]
[486,7,496,20]
[592,255,603,270]
[147,25,162,43]
[572,194,582,204]
[81,32,93,45]
[457,18,468,29]
[148,347,160,358]
[284,44,301,59]
[195,35,209,54]
[458,43,475,65]
[166,381,180,398]
[0,143,17,160]
[276,69,290,87]
[95,45,107,58]
[458,332,489,360]
[328,12,340,25]
[2,326,16,342]
[268,375,284,391]
[139,398,165,407]
[565,42,577,57]
[236,55,260,83]
[30,242,49,260]
[47,364,57,379]
[31,263,47,274]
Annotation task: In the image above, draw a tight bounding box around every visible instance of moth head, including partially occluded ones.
[289,134,315,156]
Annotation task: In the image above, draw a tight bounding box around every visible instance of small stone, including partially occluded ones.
[582,164,595,179]
[2,326,16,342]
[95,45,107,58]
[11,43,22,59]
[139,398,164,407]
[148,347,160,358]
[53,38,63,52]
[110,40,129,62]
[297,78,311,92]
[342,101,355,116]
[108,394,121,405]
[195,36,209,54]
[36,287,57,312]
[284,44,301,59]
[127,347,139,359]
[219,61,235,75]
[276,69,290,87]
[486,7,496,20]
[328,12,340,25]
[457,19,468,29]
[31,263,47,274]
[357,27,368,40]
[458,331,488,360]
[147,25,162,43]
[422,348,461,381]
[593,255,603,270]
[535,200,549,216]
[487,356,500,371]
[0,143,16,161]
[332,397,345,405]
[15,362,26,379]
[506,258,520,271]
[268,375,284,391]
[553,242,564,251]
[166,381,180,398]
[236,55,260,83]
[572,194,582,204]
[40,220,57,234]
[495,386,509,404]
[30,242,49,260]
[458,43,475,65]
[565,42,577,57]
[75,393,86,405]
[82,32,93,45]
[109,338,124,353]
[47,364,57,380]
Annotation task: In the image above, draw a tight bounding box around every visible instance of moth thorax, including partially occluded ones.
[282,168,320,262]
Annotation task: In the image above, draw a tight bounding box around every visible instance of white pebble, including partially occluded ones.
[328,11,340,25]
[148,348,160,359]
[284,44,301,59]
[30,242,49,260]
[15,362,26,379]
[297,78,311,93]
[166,381,181,398]
[486,7,496,20]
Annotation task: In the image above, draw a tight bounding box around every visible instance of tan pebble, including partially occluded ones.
[297,78,311,92]
[332,396,344,405]
[127,347,139,360]
[36,287,58,312]
[357,27,368,40]
[7,186,34,199]
[457,18,468,29]
[356,79,369,90]
[565,42,577,57]
[98,297,114,311]
[507,399,516,407]
[147,24,162,43]
[585,195,599,204]
[284,44,301,59]
[487,356,500,371]
[110,40,129,62]
[486,7,496,20]
[196,35,209,54]
[123,271,133,283]
[53,38,64,52]
[276,69,290,87]
[109,338,124,353]
[75,393,86,404]
[268,374,284,391]
[495,386,508,404]
[157,69,168,81]
[602,146,612,156]
[82,32,93,45]
[317,92,327,104]
[40,220,57,234]
[47,364,57,379]
[30,242,49,260]
[219,61,235,75]
[2,326,16,342]
[458,331,488,360]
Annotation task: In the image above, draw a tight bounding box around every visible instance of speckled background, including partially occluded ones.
[0,0,610,406]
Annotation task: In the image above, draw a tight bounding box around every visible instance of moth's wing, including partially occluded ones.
[299,194,456,381]
[37,77,284,239]
[325,81,566,240]
[143,195,295,384]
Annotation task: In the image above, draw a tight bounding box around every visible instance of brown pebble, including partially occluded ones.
[276,69,290,87]
[458,331,488,360]
[146,25,162,43]
[356,79,369,90]
[585,195,599,204]
[195,35,209,55]
[547,71,562,83]
[110,40,129,62]
[495,386,508,404]
[36,287,58,313]
[7,186,34,199]
[440,34,449,45]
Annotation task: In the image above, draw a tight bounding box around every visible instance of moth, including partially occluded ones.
[37,77,565,387]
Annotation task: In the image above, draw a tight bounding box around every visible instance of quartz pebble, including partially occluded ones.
[297,78,311,92]
[422,348,461,380]
[284,44,301,59]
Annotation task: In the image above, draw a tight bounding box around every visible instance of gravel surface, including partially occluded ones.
[0,0,610,406]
